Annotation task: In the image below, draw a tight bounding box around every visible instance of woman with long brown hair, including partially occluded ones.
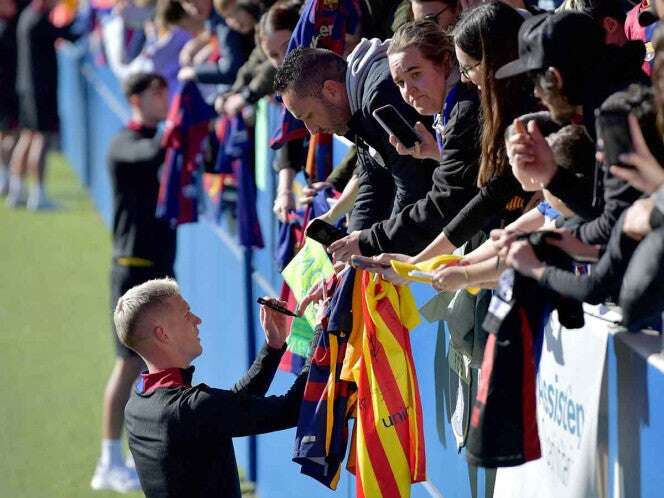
[401,0,537,263]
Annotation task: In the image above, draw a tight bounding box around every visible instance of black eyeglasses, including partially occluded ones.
[422,5,452,23]
[459,61,481,79]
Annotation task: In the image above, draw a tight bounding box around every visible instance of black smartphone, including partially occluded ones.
[256,297,298,317]
[596,110,633,168]
[306,219,346,246]
[372,104,420,149]
[350,255,390,271]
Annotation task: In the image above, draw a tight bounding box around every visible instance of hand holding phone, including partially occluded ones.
[350,255,390,271]
[372,104,420,149]
[596,110,633,168]
[306,219,346,246]
[408,270,434,281]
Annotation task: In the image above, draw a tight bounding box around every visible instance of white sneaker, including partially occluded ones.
[0,169,8,196]
[26,187,57,211]
[5,177,25,208]
[90,462,141,493]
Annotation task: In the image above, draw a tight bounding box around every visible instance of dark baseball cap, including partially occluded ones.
[495,11,605,80]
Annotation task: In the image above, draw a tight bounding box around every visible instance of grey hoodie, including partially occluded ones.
[341,37,438,231]
[346,38,390,116]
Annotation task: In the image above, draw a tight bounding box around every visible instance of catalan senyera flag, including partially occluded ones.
[293,269,426,496]
[353,271,426,498]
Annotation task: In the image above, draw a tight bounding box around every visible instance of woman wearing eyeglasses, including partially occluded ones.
[332,5,536,269]
[397,1,537,265]
[325,19,484,260]
[410,0,461,32]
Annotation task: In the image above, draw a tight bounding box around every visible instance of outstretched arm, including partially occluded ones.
[184,325,324,437]
[231,299,292,396]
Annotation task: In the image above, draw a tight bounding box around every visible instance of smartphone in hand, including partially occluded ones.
[350,255,390,271]
[306,219,346,246]
[408,270,434,281]
[372,104,420,149]
[256,297,298,317]
[596,110,633,167]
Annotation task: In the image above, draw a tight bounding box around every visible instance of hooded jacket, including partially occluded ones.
[545,43,649,246]
[357,82,481,255]
[344,38,438,231]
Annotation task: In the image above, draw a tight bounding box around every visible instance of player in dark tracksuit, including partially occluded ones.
[0,0,27,195]
[90,73,174,493]
[6,0,78,209]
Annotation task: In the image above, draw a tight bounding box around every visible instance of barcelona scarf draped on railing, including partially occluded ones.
[156,81,215,226]
[294,269,427,497]
[214,114,264,248]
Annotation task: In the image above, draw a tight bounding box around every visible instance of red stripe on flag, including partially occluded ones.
[361,286,412,464]
[357,359,403,498]
[278,350,293,373]
[376,298,426,482]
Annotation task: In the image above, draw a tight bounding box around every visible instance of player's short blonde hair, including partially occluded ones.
[114,278,180,350]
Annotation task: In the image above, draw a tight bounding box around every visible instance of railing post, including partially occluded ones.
[661,311,664,354]
[243,246,258,483]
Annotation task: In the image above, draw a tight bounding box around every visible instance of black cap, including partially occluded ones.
[495,11,605,80]
[638,3,659,27]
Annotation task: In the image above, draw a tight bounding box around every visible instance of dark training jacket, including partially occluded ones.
[357,83,481,256]
[15,2,79,110]
[126,343,307,498]
[539,210,640,304]
[545,43,649,246]
[108,124,176,271]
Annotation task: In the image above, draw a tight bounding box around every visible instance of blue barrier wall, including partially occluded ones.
[58,46,664,498]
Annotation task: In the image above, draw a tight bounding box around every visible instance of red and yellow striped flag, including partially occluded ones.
[352,271,426,498]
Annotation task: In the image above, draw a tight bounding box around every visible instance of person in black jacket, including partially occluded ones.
[507,86,664,306]
[0,0,23,196]
[328,19,481,258]
[91,73,173,493]
[500,11,648,246]
[7,0,79,209]
[117,278,315,498]
[274,43,438,232]
[330,2,534,269]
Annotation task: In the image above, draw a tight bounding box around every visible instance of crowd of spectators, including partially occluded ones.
[2,0,664,494]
